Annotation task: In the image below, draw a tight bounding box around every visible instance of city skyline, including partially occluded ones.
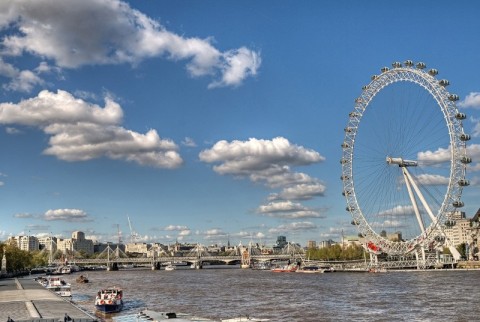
[1,0,480,246]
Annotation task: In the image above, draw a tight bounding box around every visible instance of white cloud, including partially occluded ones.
[0,58,44,92]
[256,201,326,219]
[416,174,449,186]
[182,137,197,147]
[458,92,480,109]
[268,221,317,234]
[164,225,189,231]
[0,0,260,89]
[14,213,33,218]
[377,205,415,217]
[417,146,450,165]
[270,183,326,200]
[0,89,183,168]
[5,127,22,134]
[43,208,92,222]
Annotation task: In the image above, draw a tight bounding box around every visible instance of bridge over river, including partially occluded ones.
[53,254,294,270]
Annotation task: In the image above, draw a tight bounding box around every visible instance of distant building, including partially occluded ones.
[273,236,287,252]
[7,235,39,251]
[318,240,335,249]
[125,242,149,255]
[38,236,58,253]
[57,231,94,255]
[306,240,317,249]
[444,211,470,247]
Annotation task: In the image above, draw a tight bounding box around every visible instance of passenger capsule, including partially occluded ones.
[351,220,359,225]
[340,158,349,164]
[416,62,426,69]
[371,75,378,80]
[428,69,438,76]
[344,127,354,133]
[362,85,369,90]
[381,67,389,73]
[453,201,464,208]
[439,79,450,86]
[460,133,471,141]
[404,60,414,67]
[458,179,470,186]
[346,206,355,211]
[455,112,466,120]
[392,62,402,68]
[461,156,472,164]
[341,175,349,181]
[341,142,350,149]
[349,112,359,118]
[434,236,445,242]
[355,98,363,103]
[448,94,459,101]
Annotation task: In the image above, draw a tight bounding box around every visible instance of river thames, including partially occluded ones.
[60,267,480,321]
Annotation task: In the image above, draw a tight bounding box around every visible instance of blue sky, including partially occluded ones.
[0,0,479,247]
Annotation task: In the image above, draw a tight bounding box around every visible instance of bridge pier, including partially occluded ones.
[107,262,118,271]
[151,262,160,270]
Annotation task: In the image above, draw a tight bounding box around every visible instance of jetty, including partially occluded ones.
[0,277,96,322]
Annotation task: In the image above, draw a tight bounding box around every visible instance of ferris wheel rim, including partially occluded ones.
[341,61,469,255]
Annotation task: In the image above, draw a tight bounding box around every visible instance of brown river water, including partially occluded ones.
[59,267,480,322]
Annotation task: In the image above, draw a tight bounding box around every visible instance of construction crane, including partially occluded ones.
[127,215,139,243]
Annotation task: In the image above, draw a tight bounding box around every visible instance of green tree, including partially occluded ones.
[0,243,33,272]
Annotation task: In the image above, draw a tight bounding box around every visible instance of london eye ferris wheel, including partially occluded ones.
[341,60,471,256]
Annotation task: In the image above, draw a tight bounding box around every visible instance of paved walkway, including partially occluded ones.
[0,277,97,321]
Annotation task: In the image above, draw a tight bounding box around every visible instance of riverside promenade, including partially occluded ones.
[0,277,97,322]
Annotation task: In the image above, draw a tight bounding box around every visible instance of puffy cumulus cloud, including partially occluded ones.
[458,92,480,109]
[200,137,323,175]
[0,0,260,89]
[416,174,449,186]
[377,205,415,217]
[370,220,407,229]
[203,228,228,240]
[268,221,317,234]
[0,58,44,92]
[417,146,450,165]
[164,225,189,231]
[0,90,182,168]
[257,201,326,219]
[200,137,325,199]
[43,208,92,222]
[269,183,326,201]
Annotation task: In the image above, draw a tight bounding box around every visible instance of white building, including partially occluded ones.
[57,231,94,255]
[7,235,39,251]
[444,211,470,247]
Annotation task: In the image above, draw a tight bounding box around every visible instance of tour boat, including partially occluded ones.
[271,263,298,273]
[296,265,324,273]
[164,264,176,271]
[95,287,124,313]
[45,276,72,297]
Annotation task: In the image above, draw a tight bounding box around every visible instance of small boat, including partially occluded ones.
[45,276,72,297]
[164,264,176,271]
[296,265,324,273]
[271,263,298,273]
[369,267,387,273]
[95,287,124,313]
[76,274,89,283]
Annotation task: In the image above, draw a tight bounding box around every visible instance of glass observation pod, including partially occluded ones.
[355,97,363,103]
[392,62,402,68]
[444,220,456,227]
[340,175,349,181]
[460,133,471,141]
[344,127,354,133]
[346,206,355,211]
[453,201,465,208]
[458,179,470,186]
[435,236,446,242]
[341,142,350,148]
[461,156,472,164]
[439,79,450,86]
[456,112,467,120]
[428,69,438,76]
[351,220,359,225]
[404,60,414,67]
[362,85,369,90]
[416,62,426,69]
[342,190,351,196]
[381,67,389,73]
[340,158,349,164]
[349,112,360,118]
[448,94,459,101]
[371,75,379,80]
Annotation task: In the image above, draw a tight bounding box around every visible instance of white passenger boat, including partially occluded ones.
[45,276,72,297]
[95,287,124,313]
